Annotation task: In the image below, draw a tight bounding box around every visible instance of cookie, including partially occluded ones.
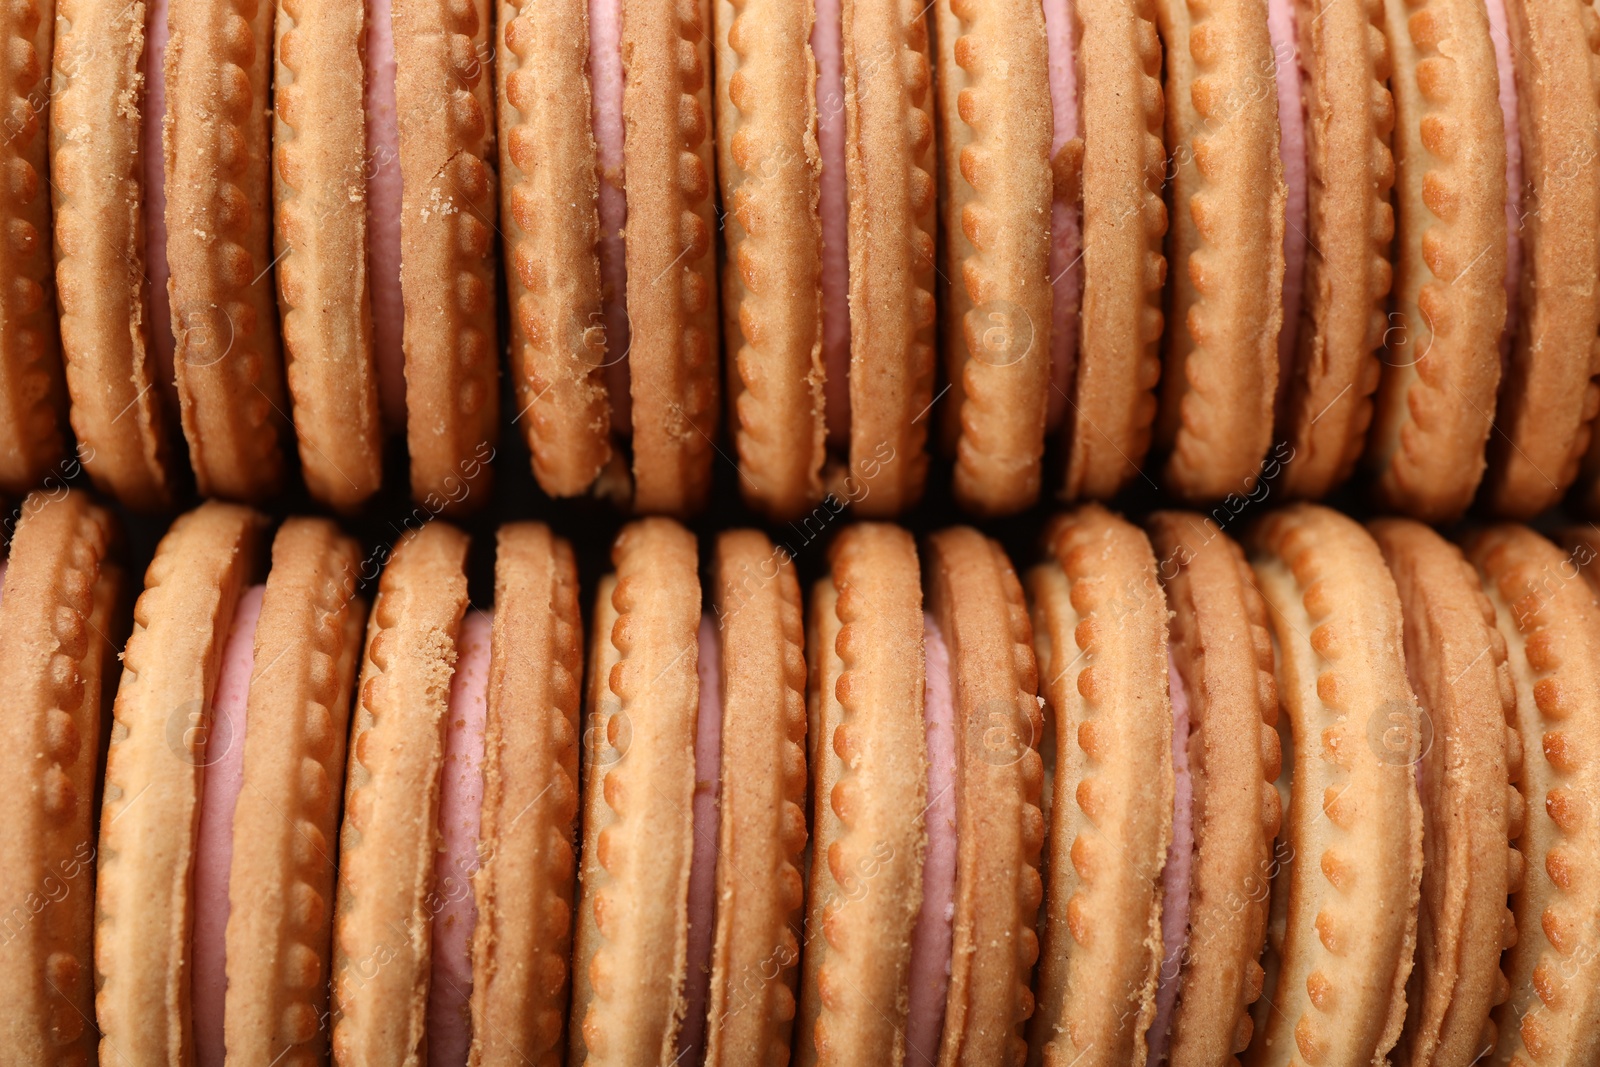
[0,489,121,1060]
[1369,0,1508,520]
[1244,504,1423,1066]
[1144,511,1281,1064]
[270,0,384,511]
[1371,518,1518,1067]
[500,0,719,516]
[1153,0,1287,502]
[932,0,1053,516]
[1486,0,1600,518]
[50,0,177,508]
[1470,524,1600,1067]
[1272,0,1395,501]
[797,522,1043,1067]
[571,519,807,1062]
[325,520,586,1063]
[53,0,287,505]
[814,0,939,517]
[712,0,827,520]
[1057,0,1169,502]
[1027,504,1173,1067]
[0,0,68,501]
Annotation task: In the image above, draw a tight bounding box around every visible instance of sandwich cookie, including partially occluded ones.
[1142,511,1281,1065]
[52,0,286,505]
[1152,0,1287,502]
[1483,0,1600,518]
[1271,0,1397,502]
[1369,518,1519,1067]
[329,521,582,1065]
[0,489,121,1060]
[1055,0,1170,502]
[1468,525,1600,1067]
[1026,505,1173,1067]
[809,0,939,518]
[931,0,1052,516]
[1244,504,1423,1067]
[710,0,826,521]
[571,519,809,1064]
[274,0,500,513]
[1368,0,1508,521]
[798,522,1043,1066]
[498,0,719,516]
[95,504,368,1065]
[0,0,68,500]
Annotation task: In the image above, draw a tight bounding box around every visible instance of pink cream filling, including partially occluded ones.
[426,609,493,1066]
[1483,0,1522,361]
[1041,0,1083,434]
[143,0,175,402]
[1267,0,1308,425]
[365,0,407,432]
[906,614,957,1067]
[1146,652,1196,1065]
[813,0,851,449]
[589,0,633,435]
[679,614,724,1060]
[192,584,265,1067]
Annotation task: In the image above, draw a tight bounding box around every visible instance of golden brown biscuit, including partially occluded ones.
[1027,505,1173,1067]
[496,0,612,500]
[1244,504,1423,1067]
[1472,525,1600,1067]
[0,0,67,500]
[0,489,121,1060]
[837,0,939,518]
[1153,0,1287,502]
[94,501,267,1062]
[795,524,927,1067]
[1369,0,1507,521]
[330,521,470,1062]
[271,0,385,512]
[1059,0,1168,501]
[617,0,722,516]
[702,529,809,1064]
[1144,511,1281,1065]
[1370,519,1518,1067]
[922,526,1044,1063]
[569,518,701,1061]
[50,0,178,510]
[1274,0,1395,502]
[165,0,289,502]
[1487,0,1600,519]
[222,518,366,1066]
[713,0,827,521]
[933,0,1053,517]
[469,523,585,1063]
[392,0,500,513]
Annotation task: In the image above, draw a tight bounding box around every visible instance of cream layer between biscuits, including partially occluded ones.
[426,609,493,1064]
[143,0,175,400]
[590,0,634,434]
[365,0,407,433]
[813,0,851,450]
[192,584,265,1067]
[1483,0,1522,360]
[680,613,725,1060]
[906,613,957,1066]
[1146,651,1196,1064]
[1267,0,1307,421]
[1041,0,1083,435]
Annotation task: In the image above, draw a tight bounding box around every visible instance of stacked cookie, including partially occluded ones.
[2,487,1594,1065]
[1,0,1595,522]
